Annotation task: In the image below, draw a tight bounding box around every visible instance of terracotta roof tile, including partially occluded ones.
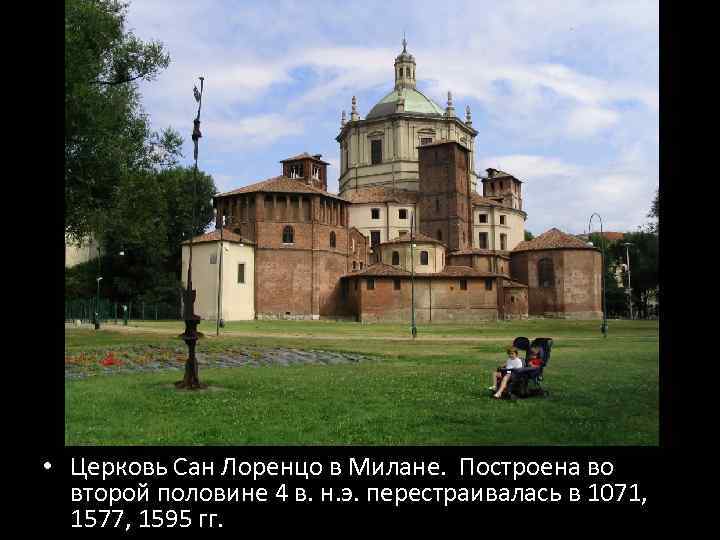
[382,232,445,245]
[343,263,502,279]
[215,176,346,201]
[430,265,499,277]
[342,186,418,204]
[343,263,412,278]
[513,228,598,252]
[182,228,254,245]
[280,152,330,164]
[449,248,510,258]
[471,192,504,207]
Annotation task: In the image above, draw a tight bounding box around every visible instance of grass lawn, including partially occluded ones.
[65,319,659,445]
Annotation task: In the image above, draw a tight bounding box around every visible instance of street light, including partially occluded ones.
[623,242,634,320]
[95,276,103,330]
[588,213,607,337]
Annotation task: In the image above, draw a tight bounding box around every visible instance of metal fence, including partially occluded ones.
[65,298,181,323]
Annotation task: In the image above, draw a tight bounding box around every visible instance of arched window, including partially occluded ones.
[435,199,440,212]
[420,251,429,265]
[330,231,336,248]
[392,251,400,265]
[282,225,294,244]
[538,258,554,288]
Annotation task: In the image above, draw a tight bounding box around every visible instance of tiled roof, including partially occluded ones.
[513,228,598,252]
[503,279,528,288]
[342,186,418,204]
[575,231,625,242]
[343,263,501,279]
[449,249,510,258]
[471,192,504,207]
[215,176,346,201]
[280,152,330,164]
[382,232,445,245]
[431,265,499,277]
[343,263,412,278]
[417,138,469,149]
[485,168,522,183]
[181,228,254,245]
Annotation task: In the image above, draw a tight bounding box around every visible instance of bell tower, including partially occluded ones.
[482,168,523,210]
[394,34,416,90]
[280,153,329,191]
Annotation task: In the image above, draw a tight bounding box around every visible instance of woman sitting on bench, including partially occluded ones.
[491,346,523,399]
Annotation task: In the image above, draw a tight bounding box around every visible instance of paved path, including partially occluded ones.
[66,323,656,342]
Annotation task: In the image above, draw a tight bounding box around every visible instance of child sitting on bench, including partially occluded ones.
[491,346,523,399]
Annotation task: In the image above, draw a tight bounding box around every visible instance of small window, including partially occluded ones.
[538,258,554,288]
[437,229,442,241]
[460,279,468,290]
[420,137,432,146]
[237,263,245,284]
[210,253,217,265]
[353,261,357,270]
[360,262,364,269]
[500,233,507,251]
[478,232,488,249]
[420,251,429,265]
[371,208,380,219]
[479,214,488,223]
[399,230,408,236]
[485,278,493,291]
[511,296,515,303]
[392,251,400,265]
[367,278,375,290]
[399,208,408,219]
[370,230,381,246]
[393,278,401,290]
[282,225,294,244]
[371,140,383,164]
[435,199,440,212]
[500,215,506,225]
[330,231,336,248]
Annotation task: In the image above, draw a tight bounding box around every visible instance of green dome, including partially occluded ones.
[366,87,445,119]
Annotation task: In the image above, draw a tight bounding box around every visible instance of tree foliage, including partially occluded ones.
[524,230,534,241]
[65,0,170,241]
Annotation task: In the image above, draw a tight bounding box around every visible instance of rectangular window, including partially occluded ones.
[485,278,493,291]
[478,232,488,249]
[237,263,245,284]
[420,137,432,146]
[393,278,401,290]
[399,208,408,219]
[210,254,217,265]
[367,278,375,290]
[479,214,488,223]
[371,140,383,164]
[460,279,468,290]
[371,208,380,219]
[500,234,507,250]
[500,215,506,225]
[370,230,381,247]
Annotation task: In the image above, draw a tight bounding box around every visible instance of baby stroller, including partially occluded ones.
[495,337,553,399]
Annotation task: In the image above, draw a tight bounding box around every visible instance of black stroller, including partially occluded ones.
[493,337,553,399]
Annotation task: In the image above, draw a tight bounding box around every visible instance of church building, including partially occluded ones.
[181,39,602,322]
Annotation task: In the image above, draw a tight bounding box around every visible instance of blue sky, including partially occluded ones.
[127,0,658,235]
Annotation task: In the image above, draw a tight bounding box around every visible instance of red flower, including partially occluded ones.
[100,351,123,367]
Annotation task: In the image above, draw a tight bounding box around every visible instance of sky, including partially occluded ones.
[126,0,658,236]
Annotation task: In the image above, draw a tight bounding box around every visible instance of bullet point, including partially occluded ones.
[43,461,52,470]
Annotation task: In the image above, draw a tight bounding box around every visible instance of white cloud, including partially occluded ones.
[565,106,619,137]
[208,114,305,148]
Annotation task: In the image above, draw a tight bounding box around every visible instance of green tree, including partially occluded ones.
[587,233,626,318]
[608,231,658,318]
[647,189,659,234]
[524,230,534,241]
[65,0,170,242]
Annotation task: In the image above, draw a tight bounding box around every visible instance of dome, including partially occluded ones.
[366,87,445,119]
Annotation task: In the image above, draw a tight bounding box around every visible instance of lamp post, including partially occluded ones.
[176,76,206,390]
[94,276,103,330]
[623,242,634,320]
[410,211,417,339]
[216,213,225,337]
[588,213,607,337]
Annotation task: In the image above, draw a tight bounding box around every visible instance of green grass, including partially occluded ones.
[65,320,659,445]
